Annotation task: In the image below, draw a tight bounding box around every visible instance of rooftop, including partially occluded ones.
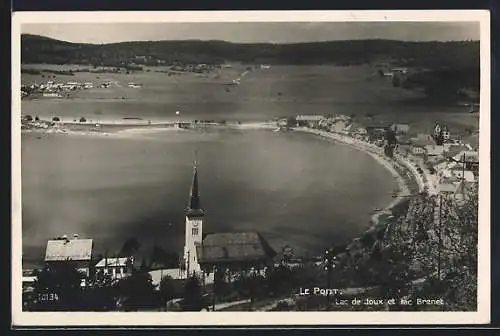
[296,115,324,121]
[425,145,445,156]
[411,138,436,147]
[197,232,276,265]
[95,257,130,268]
[45,237,93,262]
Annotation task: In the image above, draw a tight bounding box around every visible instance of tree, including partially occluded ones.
[120,238,141,256]
[392,75,401,87]
[285,117,297,128]
[115,270,158,311]
[52,116,60,122]
[385,128,397,146]
[159,275,177,306]
[384,144,395,158]
[181,275,204,311]
[281,245,294,267]
[265,265,294,297]
[31,263,85,311]
[79,117,87,123]
[435,130,445,145]
[84,269,118,311]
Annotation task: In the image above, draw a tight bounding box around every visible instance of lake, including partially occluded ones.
[21,128,397,266]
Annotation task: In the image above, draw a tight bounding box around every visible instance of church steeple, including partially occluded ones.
[186,153,204,217]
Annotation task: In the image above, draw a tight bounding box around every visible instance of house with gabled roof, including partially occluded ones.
[425,145,445,157]
[389,123,410,135]
[95,257,133,280]
[197,232,276,273]
[410,136,436,155]
[44,235,93,285]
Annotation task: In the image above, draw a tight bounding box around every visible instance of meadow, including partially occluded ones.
[21,63,479,136]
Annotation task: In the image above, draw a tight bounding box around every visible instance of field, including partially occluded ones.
[21,63,479,135]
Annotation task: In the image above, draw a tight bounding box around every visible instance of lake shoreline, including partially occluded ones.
[21,119,279,137]
[292,127,416,229]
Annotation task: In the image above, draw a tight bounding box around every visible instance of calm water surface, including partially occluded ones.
[21,129,397,263]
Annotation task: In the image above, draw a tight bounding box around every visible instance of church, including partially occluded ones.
[181,158,277,283]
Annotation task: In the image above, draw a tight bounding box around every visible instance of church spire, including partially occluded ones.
[187,152,204,217]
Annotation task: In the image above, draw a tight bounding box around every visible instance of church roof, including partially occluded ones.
[196,232,276,265]
[186,162,204,217]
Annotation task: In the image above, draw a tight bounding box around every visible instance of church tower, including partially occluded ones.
[183,156,204,276]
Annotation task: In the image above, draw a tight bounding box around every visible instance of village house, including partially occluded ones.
[438,178,460,195]
[94,257,133,281]
[453,150,479,170]
[334,114,351,122]
[366,126,387,142]
[149,268,194,288]
[395,144,411,156]
[44,235,93,286]
[411,145,426,156]
[439,179,476,202]
[42,92,62,98]
[444,144,469,160]
[277,118,288,127]
[346,122,368,138]
[389,123,410,135]
[22,270,37,293]
[425,145,445,157]
[438,168,475,184]
[330,120,349,134]
[409,135,436,156]
[430,158,450,173]
[451,169,476,183]
[391,67,409,75]
[295,115,325,127]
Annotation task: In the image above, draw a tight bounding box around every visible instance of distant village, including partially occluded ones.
[21,79,145,99]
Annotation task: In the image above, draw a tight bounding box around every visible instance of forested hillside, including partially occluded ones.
[21,34,479,70]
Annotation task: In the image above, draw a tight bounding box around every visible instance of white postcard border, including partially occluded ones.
[11,10,491,326]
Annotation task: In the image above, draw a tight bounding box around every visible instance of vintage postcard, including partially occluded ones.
[11,10,490,326]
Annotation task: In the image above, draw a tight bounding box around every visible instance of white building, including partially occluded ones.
[296,115,324,122]
[95,257,132,280]
[450,169,476,183]
[42,92,62,98]
[411,145,426,155]
[425,145,445,157]
[330,120,348,134]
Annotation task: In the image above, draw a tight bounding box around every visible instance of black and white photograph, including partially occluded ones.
[12,11,490,326]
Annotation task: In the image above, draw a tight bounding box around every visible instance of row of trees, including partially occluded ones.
[22,34,479,70]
